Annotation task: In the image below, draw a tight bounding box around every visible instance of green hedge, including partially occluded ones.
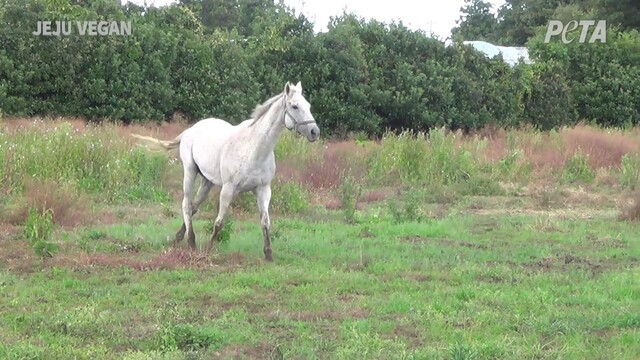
[1,0,638,135]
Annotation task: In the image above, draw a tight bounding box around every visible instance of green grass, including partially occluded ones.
[2,120,640,359]
[1,205,638,359]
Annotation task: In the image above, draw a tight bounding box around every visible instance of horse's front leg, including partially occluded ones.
[255,185,273,262]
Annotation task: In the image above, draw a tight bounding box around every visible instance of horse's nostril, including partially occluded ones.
[311,129,317,137]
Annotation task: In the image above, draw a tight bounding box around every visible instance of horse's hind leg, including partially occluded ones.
[174,177,214,248]
[205,183,235,255]
[176,164,198,250]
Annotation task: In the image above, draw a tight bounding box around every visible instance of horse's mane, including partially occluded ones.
[249,92,284,126]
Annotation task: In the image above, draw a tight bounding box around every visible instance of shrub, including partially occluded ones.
[562,149,595,184]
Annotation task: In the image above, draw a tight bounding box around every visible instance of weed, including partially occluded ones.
[82,229,107,241]
[563,149,594,184]
[388,188,424,223]
[497,149,532,183]
[205,216,234,244]
[270,180,309,215]
[232,192,256,214]
[457,176,505,196]
[23,208,58,258]
[219,217,234,244]
[155,324,222,352]
[162,204,176,219]
[24,208,54,243]
[620,153,640,190]
[535,186,563,209]
[619,192,640,222]
[450,341,478,360]
[339,172,363,224]
[426,127,475,186]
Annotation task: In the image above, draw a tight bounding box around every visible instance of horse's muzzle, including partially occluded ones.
[307,124,320,142]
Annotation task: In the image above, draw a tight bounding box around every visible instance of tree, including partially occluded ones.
[495,0,570,46]
[451,0,499,43]
[594,0,640,31]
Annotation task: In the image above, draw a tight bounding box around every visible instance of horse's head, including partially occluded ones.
[283,81,320,142]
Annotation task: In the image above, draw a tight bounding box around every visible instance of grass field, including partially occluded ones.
[1,118,639,359]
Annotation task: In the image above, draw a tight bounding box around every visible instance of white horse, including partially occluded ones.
[132,81,319,261]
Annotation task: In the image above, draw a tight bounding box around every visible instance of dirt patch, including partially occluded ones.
[590,236,627,249]
[403,273,432,283]
[4,247,250,274]
[214,342,280,360]
[399,236,430,244]
[470,208,618,220]
[474,273,520,284]
[437,238,489,250]
[392,324,423,347]
[532,254,600,272]
[211,251,248,268]
[540,254,583,267]
[469,219,499,235]
[426,203,451,219]
[0,233,39,273]
[286,307,369,322]
[492,253,639,276]
[475,274,506,284]
[591,328,619,339]
[358,228,376,238]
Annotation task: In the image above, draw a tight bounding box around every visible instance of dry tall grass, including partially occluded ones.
[3,117,640,223]
[3,179,88,228]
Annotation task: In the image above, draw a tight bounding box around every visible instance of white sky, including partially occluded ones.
[123,0,506,40]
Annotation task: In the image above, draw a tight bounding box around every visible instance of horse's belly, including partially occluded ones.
[236,172,274,193]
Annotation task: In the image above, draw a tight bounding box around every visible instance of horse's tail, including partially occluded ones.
[131,132,183,152]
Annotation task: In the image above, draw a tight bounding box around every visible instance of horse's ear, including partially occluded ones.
[295,81,302,91]
[284,82,291,96]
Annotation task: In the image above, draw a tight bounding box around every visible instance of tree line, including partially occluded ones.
[0,0,638,137]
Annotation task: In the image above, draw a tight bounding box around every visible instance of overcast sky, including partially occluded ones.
[123,0,506,40]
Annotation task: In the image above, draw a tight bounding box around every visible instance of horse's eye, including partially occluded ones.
[292,105,298,110]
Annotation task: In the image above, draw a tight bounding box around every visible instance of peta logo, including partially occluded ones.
[544,20,607,44]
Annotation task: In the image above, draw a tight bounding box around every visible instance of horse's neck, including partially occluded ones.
[246,101,286,162]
